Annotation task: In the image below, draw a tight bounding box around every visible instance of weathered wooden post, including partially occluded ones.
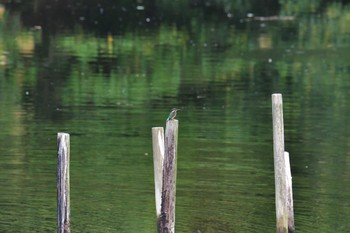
[152,127,165,222]
[272,94,288,233]
[285,151,295,233]
[158,119,179,233]
[57,133,70,233]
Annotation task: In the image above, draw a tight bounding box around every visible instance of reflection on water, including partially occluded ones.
[1,1,350,232]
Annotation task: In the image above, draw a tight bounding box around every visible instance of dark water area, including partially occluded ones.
[1,1,350,232]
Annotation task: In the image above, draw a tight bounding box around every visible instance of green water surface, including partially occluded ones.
[0,1,350,232]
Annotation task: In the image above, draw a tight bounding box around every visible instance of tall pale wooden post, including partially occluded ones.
[272,94,288,233]
[57,133,70,233]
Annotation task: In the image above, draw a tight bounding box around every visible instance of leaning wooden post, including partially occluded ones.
[285,151,295,233]
[272,94,288,233]
[158,120,179,233]
[57,133,71,233]
[152,127,165,223]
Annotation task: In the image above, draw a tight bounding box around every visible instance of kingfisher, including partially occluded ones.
[166,108,180,122]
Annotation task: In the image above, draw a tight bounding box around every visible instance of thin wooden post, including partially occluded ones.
[158,120,179,233]
[152,127,165,220]
[57,133,70,233]
[285,151,295,233]
[272,94,288,233]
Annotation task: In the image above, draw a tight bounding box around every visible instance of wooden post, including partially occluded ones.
[285,151,295,233]
[272,94,288,233]
[57,133,70,233]
[152,127,165,220]
[158,120,179,233]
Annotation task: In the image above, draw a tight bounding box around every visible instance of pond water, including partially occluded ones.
[1,1,350,232]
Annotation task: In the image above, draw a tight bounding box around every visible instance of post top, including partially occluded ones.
[166,119,179,128]
[152,127,164,130]
[57,132,70,136]
[272,93,283,103]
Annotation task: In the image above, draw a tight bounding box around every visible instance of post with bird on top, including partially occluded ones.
[152,108,180,233]
[271,94,295,233]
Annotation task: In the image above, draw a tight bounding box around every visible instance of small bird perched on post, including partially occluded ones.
[166,108,180,122]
